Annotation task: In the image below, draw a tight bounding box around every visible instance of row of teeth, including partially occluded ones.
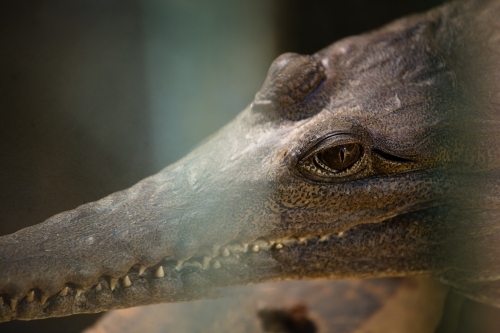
[1,232,343,312]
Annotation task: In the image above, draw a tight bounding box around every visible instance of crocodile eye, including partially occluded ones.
[298,137,365,180]
[315,143,361,172]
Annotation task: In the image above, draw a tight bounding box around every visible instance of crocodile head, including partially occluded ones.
[1,0,500,322]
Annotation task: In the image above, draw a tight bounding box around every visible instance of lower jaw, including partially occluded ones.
[2,211,441,322]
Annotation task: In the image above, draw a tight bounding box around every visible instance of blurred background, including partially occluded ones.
[0,0,443,331]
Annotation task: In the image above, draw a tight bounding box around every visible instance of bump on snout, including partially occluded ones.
[253,53,327,121]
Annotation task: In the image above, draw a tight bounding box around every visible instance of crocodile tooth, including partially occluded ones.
[138,265,147,276]
[242,243,249,252]
[319,235,329,241]
[338,232,344,237]
[76,290,83,297]
[221,248,230,257]
[212,260,221,269]
[253,239,271,250]
[26,291,34,303]
[202,257,212,269]
[212,245,221,256]
[59,287,69,296]
[40,294,49,305]
[155,266,165,278]
[174,260,185,271]
[123,275,132,287]
[10,299,17,311]
[252,245,260,252]
[227,243,246,253]
[95,283,102,292]
[275,243,283,250]
[110,277,119,291]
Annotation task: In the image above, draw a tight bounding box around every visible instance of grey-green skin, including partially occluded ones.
[1,0,499,322]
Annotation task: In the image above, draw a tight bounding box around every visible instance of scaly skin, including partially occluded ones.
[1,0,500,322]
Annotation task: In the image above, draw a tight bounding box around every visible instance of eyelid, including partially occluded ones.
[372,149,413,163]
[300,133,360,161]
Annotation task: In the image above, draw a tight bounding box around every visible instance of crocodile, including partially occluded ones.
[1,0,499,326]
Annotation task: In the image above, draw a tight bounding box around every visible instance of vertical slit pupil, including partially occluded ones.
[339,147,346,163]
[318,143,361,171]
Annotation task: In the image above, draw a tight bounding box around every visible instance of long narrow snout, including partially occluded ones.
[2,0,500,323]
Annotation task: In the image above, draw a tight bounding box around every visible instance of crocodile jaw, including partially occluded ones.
[0,103,450,321]
[2,0,500,322]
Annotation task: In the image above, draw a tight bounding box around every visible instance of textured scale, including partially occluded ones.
[0,0,499,330]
